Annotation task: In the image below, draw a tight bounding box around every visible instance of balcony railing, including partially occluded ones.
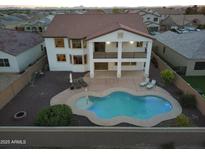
[93,52,117,59]
[93,52,147,59]
[122,52,147,58]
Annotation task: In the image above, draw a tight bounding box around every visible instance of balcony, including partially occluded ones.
[122,52,147,58]
[93,52,117,59]
[93,52,147,59]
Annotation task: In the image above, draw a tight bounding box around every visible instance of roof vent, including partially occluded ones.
[117,32,123,38]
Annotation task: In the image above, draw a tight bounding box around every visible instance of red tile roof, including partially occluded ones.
[43,14,152,39]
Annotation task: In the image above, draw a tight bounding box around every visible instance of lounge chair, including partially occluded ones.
[146,80,156,89]
[79,78,88,87]
[73,79,81,89]
[139,78,150,87]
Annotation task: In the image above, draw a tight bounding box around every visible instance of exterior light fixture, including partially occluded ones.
[130,41,134,44]
[106,41,110,44]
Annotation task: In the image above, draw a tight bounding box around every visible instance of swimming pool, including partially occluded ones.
[75,91,172,120]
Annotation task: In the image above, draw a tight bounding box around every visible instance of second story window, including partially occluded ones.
[55,38,64,48]
[136,42,143,47]
[154,18,158,22]
[72,39,82,48]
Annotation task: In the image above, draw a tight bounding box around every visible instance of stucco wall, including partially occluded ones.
[0,56,47,110]
[0,51,19,72]
[16,43,45,72]
[45,38,89,72]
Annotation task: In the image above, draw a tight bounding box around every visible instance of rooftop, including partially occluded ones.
[0,29,44,56]
[154,30,205,60]
[43,14,150,39]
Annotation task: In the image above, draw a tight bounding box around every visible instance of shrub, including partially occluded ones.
[35,104,72,126]
[160,69,175,85]
[176,114,191,127]
[160,142,175,149]
[179,94,196,108]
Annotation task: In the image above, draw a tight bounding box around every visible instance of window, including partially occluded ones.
[194,62,205,70]
[55,38,64,48]
[56,54,66,62]
[68,39,71,48]
[0,59,10,67]
[147,17,150,20]
[136,42,143,47]
[163,46,166,54]
[115,42,118,48]
[73,55,83,64]
[84,55,87,64]
[72,39,81,48]
[154,18,158,22]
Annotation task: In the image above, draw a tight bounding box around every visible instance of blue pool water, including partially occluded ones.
[75,91,172,120]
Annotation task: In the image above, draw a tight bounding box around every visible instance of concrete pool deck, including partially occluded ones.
[50,71,182,127]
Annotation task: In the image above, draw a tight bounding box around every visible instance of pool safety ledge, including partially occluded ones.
[51,87,182,127]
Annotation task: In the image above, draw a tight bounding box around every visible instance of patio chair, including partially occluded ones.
[79,78,88,87]
[139,78,150,87]
[73,79,81,89]
[146,80,156,89]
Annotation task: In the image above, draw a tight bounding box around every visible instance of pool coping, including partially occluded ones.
[51,87,182,127]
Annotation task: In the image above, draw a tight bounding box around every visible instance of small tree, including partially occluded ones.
[160,69,175,85]
[176,114,191,127]
[35,104,72,126]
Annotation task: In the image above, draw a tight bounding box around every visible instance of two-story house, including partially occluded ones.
[43,14,153,78]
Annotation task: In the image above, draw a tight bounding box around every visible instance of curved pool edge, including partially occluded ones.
[51,87,182,127]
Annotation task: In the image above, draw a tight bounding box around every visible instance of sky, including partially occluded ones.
[0,0,204,7]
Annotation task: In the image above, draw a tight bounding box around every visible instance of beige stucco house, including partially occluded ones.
[43,14,153,78]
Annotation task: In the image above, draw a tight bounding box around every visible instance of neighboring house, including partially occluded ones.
[43,14,153,78]
[154,30,205,76]
[84,9,105,14]
[24,15,54,33]
[0,29,45,73]
[153,7,186,20]
[129,9,161,32]
[160,15,205,31]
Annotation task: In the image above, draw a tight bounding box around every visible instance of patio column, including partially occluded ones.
[117,41,122,78]
[144,41,152,77]
[88,41,94,78]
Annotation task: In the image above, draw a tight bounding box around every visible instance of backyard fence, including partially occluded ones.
[0,56,47,110]
[153,52,205,115]
[0,127,205,148]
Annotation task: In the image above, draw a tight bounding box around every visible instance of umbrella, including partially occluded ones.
[69,73,73,83]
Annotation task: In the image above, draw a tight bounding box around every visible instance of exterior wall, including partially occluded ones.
[45,38,89,72]
[0,51,19,72]
[16,43,45,72]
